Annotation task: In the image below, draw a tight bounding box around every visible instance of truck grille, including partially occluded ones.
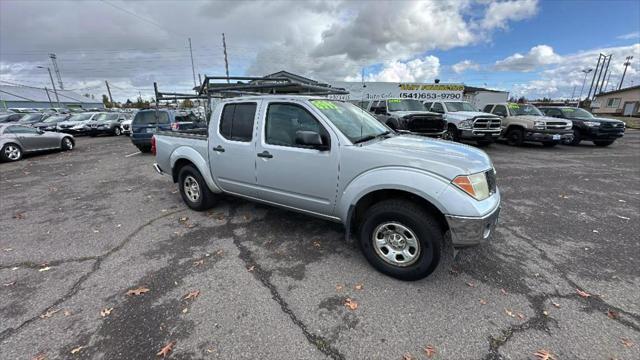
[473,117,501,130]
[485,169,497,194]
[546,121,569,130]
[405,115,446,133]
[601,122,624,129]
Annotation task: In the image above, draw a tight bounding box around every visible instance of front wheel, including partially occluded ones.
[564,129,581,145]
[358,199,442,281]
[506,128,524,146]
[178,165,215,211]
[114,127,122,136]
[442,125,459,142]
[594,140,615,147]
[1,143,22,162]
[61,137,74,151]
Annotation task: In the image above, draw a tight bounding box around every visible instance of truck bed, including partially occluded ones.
[154,130,209,177]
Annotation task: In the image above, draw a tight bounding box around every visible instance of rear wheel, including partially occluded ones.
[114,127,122,136]
[178,165,215,211]
[594,140,614,147]
[358,199,442,281]
[61,137,74,151]
[506,128,524,146]
[1,143,22,162]
[564,129,581,145]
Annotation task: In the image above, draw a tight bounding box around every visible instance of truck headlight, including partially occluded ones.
[533,121,545,130]
[459,119,472,129]
[584,121,601,127]
[452,172,490,201]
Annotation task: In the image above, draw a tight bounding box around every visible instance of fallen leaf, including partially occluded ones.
[40,309,60,319]
[479,299,487,305]
[126,287,150,296]
[500,288,508,295]
[178,217,189,223]
[183,290,200,301]
[313,241,321,248]
[424,345,436,358]
[70,346,84,354]
[193,259,204,266]
[516,312,526,320]
[247,265,255,272]
[215,249,224,256]
[64,309,72,316]
[504,308,514,317]
[206,347,215,353]
[607,309,619,319]
[32,352,47,360]
[576,288,591,298]
[621,338,633,348]
[402,352,416,360]
[592,229,599,233]
[157,341,175,357]
[466,281,476,288]
[38,267,51,272]
[551,301,561,308]
[354,283,364,291]
[13,211,26,220]
[335,284,344,292]
[100,308,113,317]
[534,349,556,360]
[543,310,549,316]
[344,298,358,310]
[182,308,188,314]
[3,281,16,287]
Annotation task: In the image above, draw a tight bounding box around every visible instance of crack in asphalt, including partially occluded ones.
[231,233,345,360]
[0,256,98,270]
[0,209,183,343]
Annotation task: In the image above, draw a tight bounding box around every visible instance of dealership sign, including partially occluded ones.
[329,82,464,101]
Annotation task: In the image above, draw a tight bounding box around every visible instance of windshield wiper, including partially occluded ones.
[353,131,392,144]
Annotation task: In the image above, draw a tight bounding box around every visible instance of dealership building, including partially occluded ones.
[592,85,640,117]
[0,85,104,110]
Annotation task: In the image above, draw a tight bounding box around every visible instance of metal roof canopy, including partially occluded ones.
[198,75,349,97]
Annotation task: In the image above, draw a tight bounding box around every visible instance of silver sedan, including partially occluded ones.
[0,124,74,162]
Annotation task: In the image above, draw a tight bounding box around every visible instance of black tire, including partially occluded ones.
[61,137,74,151]
[137,145,151,153]
[1,143,22,162]
[476,140,493,147]
[506,127,524,146]
[594,140,614,147]
[178,165,215,211]
[358,199,442,281]
[542,141,558,147]
[113,127,122,136]
[89,133,97,137]
[564,129,581,145]
[442,124,459,142]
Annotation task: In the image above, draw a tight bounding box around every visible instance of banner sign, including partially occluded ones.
[329,82,464,102]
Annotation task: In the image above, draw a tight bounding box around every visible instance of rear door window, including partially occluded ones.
[492,105,507,117]
[482,105,493,113]
[134,111,170,125]
[431,102,444,113]
[219,103,257,142]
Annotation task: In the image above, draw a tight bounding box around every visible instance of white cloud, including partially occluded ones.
[494,45,562,72]
[617,31,640,40]
[362,56,441,82]
[451,60,480,73]
[481,0,538,29]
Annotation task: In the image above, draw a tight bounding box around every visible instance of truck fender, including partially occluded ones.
[170,146,222,194]
[336,167,450,225]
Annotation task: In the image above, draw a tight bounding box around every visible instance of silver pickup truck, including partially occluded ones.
[153,96,501,280]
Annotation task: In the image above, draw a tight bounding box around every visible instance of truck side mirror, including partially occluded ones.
[296,130,328,150]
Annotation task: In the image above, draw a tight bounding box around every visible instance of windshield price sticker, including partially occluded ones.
[508,104,520,109]
[311,100,338,110]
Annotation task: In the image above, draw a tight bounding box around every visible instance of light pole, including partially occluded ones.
[577,68,593,107]
[619,56,633,90]
[37,66,61,108]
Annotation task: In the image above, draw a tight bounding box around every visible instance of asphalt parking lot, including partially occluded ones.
[1,133,639,360]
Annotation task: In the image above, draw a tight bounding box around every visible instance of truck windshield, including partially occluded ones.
[508,104,543,116]
[387,99,426,112]
[310,100,390,144]
[561,108,594,119]
[444,102,477,112]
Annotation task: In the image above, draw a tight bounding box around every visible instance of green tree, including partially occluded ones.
[102,94,112,108]
[181,99,194,108]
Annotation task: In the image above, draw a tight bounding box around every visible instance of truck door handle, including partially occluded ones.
[212,145,225,152]
[257,151,273,159]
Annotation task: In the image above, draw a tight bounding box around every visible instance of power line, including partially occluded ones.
[98,0,187,38]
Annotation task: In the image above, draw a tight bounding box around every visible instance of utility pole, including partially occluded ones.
[49,53,64,90]
[222,33,230,83]
[592,54,607,99]
[105,80,114,105]
[577,68,592,107]
[598,55,612,95]
[587,54,602,100]
[188,38,197,89]
[619,56,633,90]
[38,66,60,108]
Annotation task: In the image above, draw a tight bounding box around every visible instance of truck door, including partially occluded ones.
[209,101,260,197]
[254,101,339,216]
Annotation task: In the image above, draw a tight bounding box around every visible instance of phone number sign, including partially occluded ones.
[329,82,464,101]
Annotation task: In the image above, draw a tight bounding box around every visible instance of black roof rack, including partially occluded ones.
[197,75,348,97]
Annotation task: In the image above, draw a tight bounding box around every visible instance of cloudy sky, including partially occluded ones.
[1,0,639,102]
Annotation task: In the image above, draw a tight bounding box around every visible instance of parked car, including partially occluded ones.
[0,113,26,123]
[425,101,502,146]
[131,109,206,152]
[121,117,133,136]
[57,112,99,135]
[17,113,47,125]
[153,96,500,280]
[0,124,74,162]
[31,114,71,131]
[483,103,573,147]
[538,106,625,146]
[367,99,446,137]
[85,112,127,136]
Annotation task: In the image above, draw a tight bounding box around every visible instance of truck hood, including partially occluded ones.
[510,115,571,124]
[390,111,438,117]
[589,117,625,125]
[359,135,493,180]
[447,111,499,119]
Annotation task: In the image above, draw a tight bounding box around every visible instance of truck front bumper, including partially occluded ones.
[524,129,573,143]
[460,129,501,139]
[445,205,500,247]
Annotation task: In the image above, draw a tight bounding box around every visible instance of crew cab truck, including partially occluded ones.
[538,106,625,147]
[425,101,501,146]
[368,99,446,137]
[482,103,573,147]
[153,96,500,280]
